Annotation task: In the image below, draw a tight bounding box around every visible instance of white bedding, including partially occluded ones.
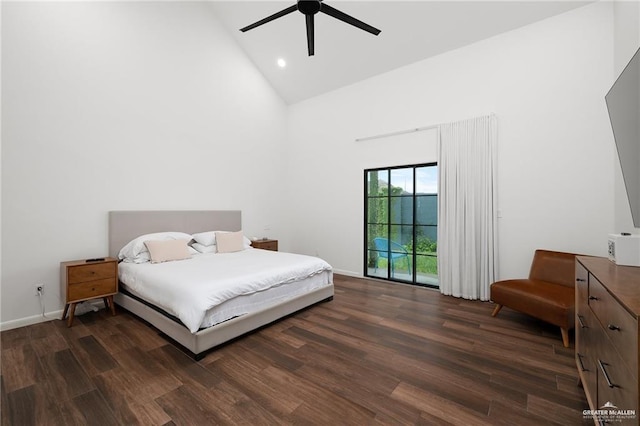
[118,248,333,333]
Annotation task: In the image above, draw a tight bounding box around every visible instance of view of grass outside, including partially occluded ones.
[408,236,438,276]
[374,252,437,275]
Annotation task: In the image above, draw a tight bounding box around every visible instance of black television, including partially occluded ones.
[605,46,640,229]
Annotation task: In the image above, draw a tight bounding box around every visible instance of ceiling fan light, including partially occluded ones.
[277,58,287,68]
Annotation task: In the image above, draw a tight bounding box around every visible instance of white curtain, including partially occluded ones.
[437,115,498,301]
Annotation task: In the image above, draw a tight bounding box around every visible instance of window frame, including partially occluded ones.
[363,162,438,288]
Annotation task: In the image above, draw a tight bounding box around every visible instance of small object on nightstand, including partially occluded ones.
[250,238,278,251]
[60,257,118,327]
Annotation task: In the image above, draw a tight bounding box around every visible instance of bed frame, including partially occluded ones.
[108,210,334,359]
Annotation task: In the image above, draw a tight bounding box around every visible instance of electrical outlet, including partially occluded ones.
[36,284,44,295]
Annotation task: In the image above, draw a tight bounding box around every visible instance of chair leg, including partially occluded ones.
[560,327,570,348]
[491,304,503,317]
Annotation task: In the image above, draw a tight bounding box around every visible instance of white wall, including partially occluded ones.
[286,2,615,279]
[612,0,640,233]
[0,1,621,328]
[1,2,287,327]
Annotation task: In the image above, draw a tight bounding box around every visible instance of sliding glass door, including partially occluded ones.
[365,163,438,288]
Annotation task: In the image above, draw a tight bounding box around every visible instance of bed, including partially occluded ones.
[108,210,334,359]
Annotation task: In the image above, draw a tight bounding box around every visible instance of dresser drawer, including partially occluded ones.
[597,341,638,417]
[589,276,638,377]
[68,262,116,284]
[576,309,598,401]
[68,278,117,301]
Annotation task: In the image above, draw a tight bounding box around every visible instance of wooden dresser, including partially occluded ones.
[575,256,640,425]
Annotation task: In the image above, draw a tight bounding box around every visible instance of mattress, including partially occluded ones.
[118,248,333,333]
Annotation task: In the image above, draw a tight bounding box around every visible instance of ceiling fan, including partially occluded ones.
[240,0,381,57]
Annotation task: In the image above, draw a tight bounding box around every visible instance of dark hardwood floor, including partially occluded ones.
[1,274,589,425]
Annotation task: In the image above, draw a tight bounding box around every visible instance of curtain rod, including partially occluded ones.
[355,113,496,142]
[355,124,439,142]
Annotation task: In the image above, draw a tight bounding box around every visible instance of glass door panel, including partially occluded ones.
[365,163,438,288]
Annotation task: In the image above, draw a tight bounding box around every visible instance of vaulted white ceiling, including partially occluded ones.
[209,1,593,104]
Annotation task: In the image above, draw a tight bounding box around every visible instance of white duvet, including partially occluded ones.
[118,248,332,333]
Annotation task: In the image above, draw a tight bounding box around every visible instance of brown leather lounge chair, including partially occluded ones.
[490,249,578,347]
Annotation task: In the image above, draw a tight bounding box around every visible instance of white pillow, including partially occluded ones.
[192,231,217,247]
[119,232,192,263]
[191,242,217,253]
[144,239,191,263]
[192,230,251,248]
[215,231,246,253]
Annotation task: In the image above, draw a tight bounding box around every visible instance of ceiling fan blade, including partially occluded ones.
[306,14,315,56]
[320,4,381,36]
[240,4,298,32]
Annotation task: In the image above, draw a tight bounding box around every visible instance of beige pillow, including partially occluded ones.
[215,231,245,253]
[144,239,191,263]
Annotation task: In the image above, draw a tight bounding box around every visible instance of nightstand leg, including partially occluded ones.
[108,296,116,316]
[61,304,70,320]
[102,297,109,310]
[67,303,77,327]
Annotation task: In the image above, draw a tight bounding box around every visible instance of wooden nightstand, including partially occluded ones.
[60,257,118,327]
[251,239,278,251]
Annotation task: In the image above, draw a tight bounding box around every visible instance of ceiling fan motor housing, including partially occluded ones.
[240,0,380,56]
[298,0,321,15]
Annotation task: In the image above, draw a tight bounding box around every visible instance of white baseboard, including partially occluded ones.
[332,269,363,278]
[0,301,109,331]
[1,310,63,331]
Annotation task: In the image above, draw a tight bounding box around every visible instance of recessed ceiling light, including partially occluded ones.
[277,58,286,68]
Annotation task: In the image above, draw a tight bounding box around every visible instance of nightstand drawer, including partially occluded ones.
[68,278,117,301]
[68,262,116,284]
[251,239,278,251]
[258,241,277,251]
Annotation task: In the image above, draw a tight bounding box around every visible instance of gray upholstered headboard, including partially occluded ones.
[108,210,242,258]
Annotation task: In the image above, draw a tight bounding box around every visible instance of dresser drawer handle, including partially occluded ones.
[576,278,586,282]
[577,315,587,328]
[589,296,598,301]
[607,324,621,331]
[597,359,616,388]
[577,353,588,372]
